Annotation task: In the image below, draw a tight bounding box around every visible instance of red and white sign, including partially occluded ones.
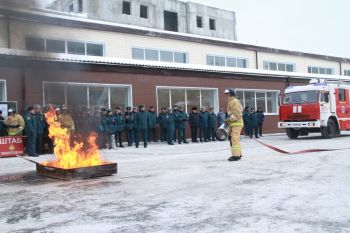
[0,136,24,158]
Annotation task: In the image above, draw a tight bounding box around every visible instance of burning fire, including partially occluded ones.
[42,108,106,169]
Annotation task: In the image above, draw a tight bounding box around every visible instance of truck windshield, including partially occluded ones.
[283,91,319,104]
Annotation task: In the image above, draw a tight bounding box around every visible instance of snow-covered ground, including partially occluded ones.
[1,133,350,233]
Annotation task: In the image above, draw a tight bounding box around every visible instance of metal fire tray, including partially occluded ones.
[36,163,118,180]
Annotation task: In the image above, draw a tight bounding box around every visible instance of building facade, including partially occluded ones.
[0,4,349,133]
[48,0,237,41]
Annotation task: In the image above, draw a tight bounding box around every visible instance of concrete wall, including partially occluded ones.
[186,2,236,40]
[0,17,8,48]
[48,0,237,41]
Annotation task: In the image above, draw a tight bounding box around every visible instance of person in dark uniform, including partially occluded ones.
[217,108,226,127]
[93,107,104,149]
[80,107,93,135]
[102,109,116,149]
[124,106,135,146]
[132,106,138,145]
[256,107,265,137]
[176,106,188,144]
[135,105,148,148]
[166,108,175,145]
[114,106,125,147]
[0,110,6,136]
[249,108,259,139]
[158,107,167,142]
[147,106,158,142]
[34,105,45,155]
[25,106,38,157]
[189,106,199,143]
[199,107,209,142]
[208,107,218,141]
[243,106,250,136]
[173,105,179,142]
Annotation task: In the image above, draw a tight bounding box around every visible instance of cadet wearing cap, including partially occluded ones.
[114,106,125,147]
[135,105,148,148]
[189,106,199,142]
[147,106,158,143]
[34,105,45,155]
[124,106,135,146]
[4,108,25,136]
[25,106,38,157]
[176,105,188,144]
[166,108,175,145]
[224,88,244,161]
[158,107,168,142]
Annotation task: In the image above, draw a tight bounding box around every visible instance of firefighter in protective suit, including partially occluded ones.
[57,105,75,135]
[4,108,25,136]
[225,88,244,161]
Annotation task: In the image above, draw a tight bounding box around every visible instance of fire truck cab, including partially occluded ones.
[278,79,350,139]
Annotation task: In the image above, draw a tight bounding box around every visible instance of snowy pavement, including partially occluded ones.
[1,133,350,233]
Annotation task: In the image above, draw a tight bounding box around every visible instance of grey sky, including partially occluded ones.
[191,0,350,58]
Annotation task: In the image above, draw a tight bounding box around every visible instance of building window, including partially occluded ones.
[46,39,65,53]
[164,11,178,32]
[263,61,295,72]
[196,16,203,28]
[140,5,148,19]
[132,48,144,60]
[237,58,247,68]
[43,82,132,110]
[86,43,104,56]
[78,0,83,13]
[345,70,350,76]
[206,55,248,68]
[215,56,225,66]
[132,47,187,63]
[236,89,279,114]
[209,18,216,30]
[308,66,334,75]
[67,41,85,55]
[25,36,104,56]
[0,80,6,101]
[160,50,173,62]
[25,37,45,52]
[122,1,131,15]
[174,52,187,63]
[145,49,159,61]
[156,87,218,113]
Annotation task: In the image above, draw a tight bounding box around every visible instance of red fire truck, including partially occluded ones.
[278,79,350,139]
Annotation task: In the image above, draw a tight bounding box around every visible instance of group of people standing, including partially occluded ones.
[242,107,265,139]
[0,91,266,162]
[0,105,47,157]
[95,104,228,149]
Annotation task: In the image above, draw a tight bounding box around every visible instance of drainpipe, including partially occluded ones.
[339,61,342,75]
[255,50,259,69]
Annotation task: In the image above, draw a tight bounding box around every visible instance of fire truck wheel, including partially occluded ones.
[320,119,336,139]
[286,128,299,139]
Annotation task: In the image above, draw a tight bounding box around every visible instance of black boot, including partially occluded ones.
[228,156,242,161]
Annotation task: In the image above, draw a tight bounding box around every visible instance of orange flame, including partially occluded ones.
[42,108,106,169]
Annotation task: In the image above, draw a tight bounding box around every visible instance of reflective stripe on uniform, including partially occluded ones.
[230,122,244,127]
